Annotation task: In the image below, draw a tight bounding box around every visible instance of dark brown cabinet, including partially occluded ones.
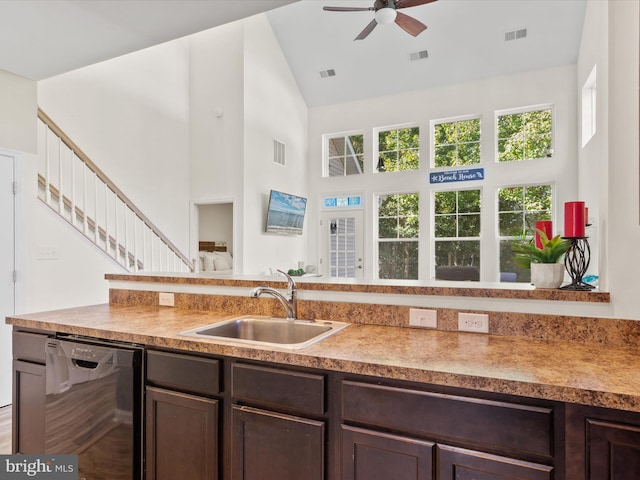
[145,349,222,480]
[11,330,50,454]
[342,425,434,480]
[437,445,553,480]
[340,379,557,480]
[230,362,327,480]
[145,387,218,480]
[231,405,324,480]
[586,418,640,480]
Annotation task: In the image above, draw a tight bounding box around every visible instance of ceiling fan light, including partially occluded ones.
[375,7,397,25]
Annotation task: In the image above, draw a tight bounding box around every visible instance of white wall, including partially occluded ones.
[306,66,578,282]
[577,0,608,287]
[0,69,37,154]
[606,0,640,319]
[242,14,309,275]
[188,21,245,268]
[37,40,192,253]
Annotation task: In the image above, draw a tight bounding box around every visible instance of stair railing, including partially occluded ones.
[37,108,194,273]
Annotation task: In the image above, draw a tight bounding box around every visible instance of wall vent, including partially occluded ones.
[319,69,336,78]
[505,28,527,42]
[409,50,429,62]
[273,140,286,166]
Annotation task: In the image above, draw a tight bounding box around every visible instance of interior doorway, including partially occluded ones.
[0,154,15,406]
[195,202,234,272]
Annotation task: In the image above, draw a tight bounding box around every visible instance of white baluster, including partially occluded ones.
[58,139,64,213]
[45,129,51,205]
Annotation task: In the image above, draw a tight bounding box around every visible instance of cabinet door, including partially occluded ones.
[587,419,640,480]
[342,425,434,480]
[146,387,218,480]
[12,360,46,454]
[437,445,553,480]
[231,405,324,480]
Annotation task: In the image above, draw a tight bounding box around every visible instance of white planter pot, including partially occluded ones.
[530,263,565,289]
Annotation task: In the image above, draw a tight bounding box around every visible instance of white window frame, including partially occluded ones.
[430,114,482,170]
[494,104,555,163]
[323,130,365,178]
[374,123,420,174]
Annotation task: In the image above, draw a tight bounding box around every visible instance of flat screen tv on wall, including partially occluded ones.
[265,190,307,235]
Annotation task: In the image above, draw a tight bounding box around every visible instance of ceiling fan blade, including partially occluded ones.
[323,6,374,12]
[355,19,378,40]
[395,0,438,9]
[394,11,427,36]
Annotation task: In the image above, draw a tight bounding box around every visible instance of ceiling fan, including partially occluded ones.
[323,0,438,41]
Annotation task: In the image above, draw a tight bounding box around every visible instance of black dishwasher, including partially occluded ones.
[45,336,143,480]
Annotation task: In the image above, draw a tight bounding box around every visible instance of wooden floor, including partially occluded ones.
[0,404,11,454]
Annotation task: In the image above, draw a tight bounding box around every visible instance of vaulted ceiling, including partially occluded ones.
[0,0,587,108]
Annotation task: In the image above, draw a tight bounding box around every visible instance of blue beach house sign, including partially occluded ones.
[430,167,485,184]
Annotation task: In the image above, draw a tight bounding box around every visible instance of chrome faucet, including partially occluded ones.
[250,270,299,320]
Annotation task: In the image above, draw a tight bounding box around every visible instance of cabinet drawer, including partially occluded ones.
[13,331,49,364]
[146,350,220,396]
[232,363,325,416]
[342,381,553,459]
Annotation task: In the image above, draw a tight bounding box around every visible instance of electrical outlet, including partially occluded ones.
[37,245,58,260]
[458,313,489,333]
[159,292,175,307]
[409,308,437,329]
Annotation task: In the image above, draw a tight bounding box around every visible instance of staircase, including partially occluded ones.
[37,109,194,273]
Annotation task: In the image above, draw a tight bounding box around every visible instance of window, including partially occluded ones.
[581,66,597,147]
[498,184,552,282]
[377,193,419,279]
[434,189,481,280]
[433,118,481,167]
[497,108,552,162]
[377,127,419,172]
[325,133,364,177]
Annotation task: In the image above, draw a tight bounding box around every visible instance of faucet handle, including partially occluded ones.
[277,269,296,295]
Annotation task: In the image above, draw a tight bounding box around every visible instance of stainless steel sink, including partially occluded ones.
[179,316,349,349]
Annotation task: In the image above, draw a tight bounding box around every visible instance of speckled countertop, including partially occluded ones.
[7,304,640,412]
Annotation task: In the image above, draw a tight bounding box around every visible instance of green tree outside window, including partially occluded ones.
[378,193,419,279]
[377,127,419,172]
[497,109,552,162]
[434,118,481,167]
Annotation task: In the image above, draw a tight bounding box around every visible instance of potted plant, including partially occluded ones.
[511,229,571,288]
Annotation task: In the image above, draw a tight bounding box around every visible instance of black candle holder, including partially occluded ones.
[560,237,594,290]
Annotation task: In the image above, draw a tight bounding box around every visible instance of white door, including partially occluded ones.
[0,154,15,406]
[320,211,364,280]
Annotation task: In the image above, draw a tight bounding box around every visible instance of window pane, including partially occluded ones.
[458,214,481,237]
[434,191,456,214]
[326,134,364,176]
[435,215,456,237]
[435,240,480,269]
[378,217,397,238]
[434,145,456,167]
[500,240,530,283]
[497,108,552,162]
[458,190,481,213]
[458,142,480,165]
[378,127,419,172]
[457,119,481,143]
[498,187,523,211]
[379,241,419,279]
[434,123,456,145]
[499,212,523,236]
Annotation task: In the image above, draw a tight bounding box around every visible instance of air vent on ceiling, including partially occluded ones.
[409,50,429,62]
[273,140,286,166]
[505,27,527,42]
[319,69,336,78]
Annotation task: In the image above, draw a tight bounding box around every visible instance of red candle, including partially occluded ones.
[564,201,585,237]
[535,220,553,249]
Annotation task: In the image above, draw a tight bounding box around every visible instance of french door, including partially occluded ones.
[321,210,364,280]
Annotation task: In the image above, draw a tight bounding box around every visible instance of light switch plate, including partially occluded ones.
[159,292,175,307]
[409,308,437,329]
